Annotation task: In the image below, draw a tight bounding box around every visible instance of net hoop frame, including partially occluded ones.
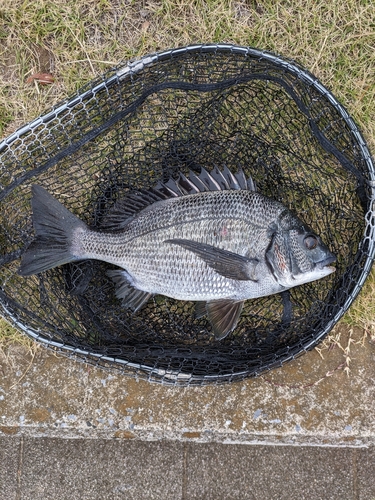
[1,43,374,385]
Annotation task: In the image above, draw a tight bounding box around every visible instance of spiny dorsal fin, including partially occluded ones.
[103,167,256,230]
[178,166,256,194]
[153,178,183,197]
[209,165,232,190]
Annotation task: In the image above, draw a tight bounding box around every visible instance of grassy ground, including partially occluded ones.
[1,0,375,346]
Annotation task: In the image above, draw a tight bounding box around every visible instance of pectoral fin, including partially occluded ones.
[205,299,244,340]
[165,239,259,281]
[280,289,293,325]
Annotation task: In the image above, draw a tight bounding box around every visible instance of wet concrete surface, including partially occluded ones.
[1,325,375,498]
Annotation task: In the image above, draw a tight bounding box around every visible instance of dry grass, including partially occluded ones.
[1,0,375,345]
[0,317,36,351]
[343,268,375,338]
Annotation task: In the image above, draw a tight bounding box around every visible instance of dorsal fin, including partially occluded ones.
[188,169,210,192]
[197,167,222,191]
[153,178,182,197]
[177,166,257,194]
[210,165,231,190]
[175,173,201,195]
[102,167,256,231]
[101,188,168,230]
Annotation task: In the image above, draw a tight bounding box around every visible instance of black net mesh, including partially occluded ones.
[0,44,374,385]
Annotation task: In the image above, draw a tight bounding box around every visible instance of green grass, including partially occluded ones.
[1,0,375,344]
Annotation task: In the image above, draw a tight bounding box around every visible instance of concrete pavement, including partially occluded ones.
[1,324,375,498]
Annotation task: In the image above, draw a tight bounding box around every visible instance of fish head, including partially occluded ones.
[266,221,336,289]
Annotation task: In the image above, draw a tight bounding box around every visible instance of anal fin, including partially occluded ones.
[107,269,152,312]
[199,299,244,340]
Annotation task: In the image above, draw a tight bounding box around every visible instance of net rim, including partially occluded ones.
[1,43,375,384]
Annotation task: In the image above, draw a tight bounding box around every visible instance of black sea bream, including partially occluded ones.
[18,167,336,339]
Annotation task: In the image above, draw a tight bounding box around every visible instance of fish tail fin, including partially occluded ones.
[18,185,87,276]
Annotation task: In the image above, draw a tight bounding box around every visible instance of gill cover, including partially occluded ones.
[266,223,336,288]
[265,230,291,286]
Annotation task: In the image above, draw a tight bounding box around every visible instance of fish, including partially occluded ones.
[18,166,336,340]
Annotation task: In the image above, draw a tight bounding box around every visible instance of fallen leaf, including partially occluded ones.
[141,21,150,32]
[26,73,55,85]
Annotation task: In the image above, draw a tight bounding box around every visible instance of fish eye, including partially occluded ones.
[304,235,318,250]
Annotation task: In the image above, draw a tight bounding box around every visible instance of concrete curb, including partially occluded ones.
[1,326,375,448]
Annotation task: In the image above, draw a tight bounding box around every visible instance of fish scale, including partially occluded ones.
[18,167,336,340]
[76,192,281,297]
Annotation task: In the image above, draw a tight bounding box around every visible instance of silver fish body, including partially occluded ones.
[18,167,336,339]
[78,190,284,300]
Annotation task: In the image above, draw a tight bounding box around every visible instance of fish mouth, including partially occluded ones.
[317,254,336,271]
